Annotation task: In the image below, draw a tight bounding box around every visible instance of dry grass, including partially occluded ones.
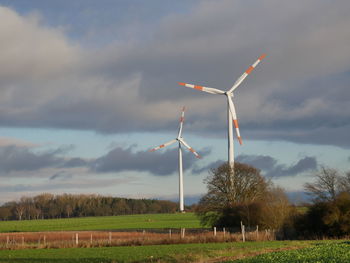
[0,229,276,250]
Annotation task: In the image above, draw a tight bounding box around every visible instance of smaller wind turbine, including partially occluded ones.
[149,107,201,212]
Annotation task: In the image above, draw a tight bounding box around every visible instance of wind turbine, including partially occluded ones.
[149,107,201,212]
[178,54,266,168]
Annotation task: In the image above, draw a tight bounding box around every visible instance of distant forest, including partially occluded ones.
[0,194,184,221]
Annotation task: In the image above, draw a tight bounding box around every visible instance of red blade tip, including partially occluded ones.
[259,54,267,60]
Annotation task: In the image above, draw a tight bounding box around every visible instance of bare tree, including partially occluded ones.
[14,204,25,220]
[339,172,350,194]
[304,166,341,202]
[260,186,292,230]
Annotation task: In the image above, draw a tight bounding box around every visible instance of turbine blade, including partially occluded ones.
[179,138,201,158]
[178,82,225,95]
[227,95,243,145]
[149,139,177,152]
[228,53,266,93]
[177,106,186,138]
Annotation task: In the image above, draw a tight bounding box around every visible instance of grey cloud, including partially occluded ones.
[0,142,208,177]
[62,157,89,168]
[0,144,87,175]
[191,160,225,175]
[193,155,318,177]
[1,2,350,147]
[49,171,73,181]
[91,145,209,176]
[0,145,63,173]
[236,154,318,177]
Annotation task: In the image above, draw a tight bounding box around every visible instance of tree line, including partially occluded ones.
[195,162,350,238]
[0,194,181,221]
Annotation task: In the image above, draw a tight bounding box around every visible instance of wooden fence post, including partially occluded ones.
[181,228,185,238]
[75,233,79,245]
[22,236,24,246]
[90,233,93,245]
[6,236,9,248]
[109,232,112,245]
[256,225,259,240]
[223,228,226,238]
[213,227,217,237]
[241,224,246,242]
[43,235,46,246]
[169,229,172,239]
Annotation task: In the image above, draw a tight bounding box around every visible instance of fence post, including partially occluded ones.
[143,230,145,236]
[109,232,112,245]
[241,223,245,242]
[181,228,185,238]
[169,229,172,239]
[90,233,93,245]
[6,236,9,248]
[75,233,79,245]
[43,235,46,246]
[22,236,24,247]
[213,227,217,237]
[223,228,226,238]
[256,225,259,240]
[243,225,246,242]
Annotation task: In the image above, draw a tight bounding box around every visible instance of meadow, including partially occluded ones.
[0,213,201,232]
[0,240,312,263]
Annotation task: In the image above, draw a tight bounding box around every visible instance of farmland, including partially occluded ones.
[230,241,350,262]
[0,240,312,263]
[0,213,201,233]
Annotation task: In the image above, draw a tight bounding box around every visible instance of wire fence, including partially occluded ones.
[0,228,276,250]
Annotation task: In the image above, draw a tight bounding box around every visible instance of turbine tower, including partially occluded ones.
[179,54,266,168]
[149,107,201,212]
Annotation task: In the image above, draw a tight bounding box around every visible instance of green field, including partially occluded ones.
[0,241,311,263]
[0,213,202,232]
[230,241,350,263]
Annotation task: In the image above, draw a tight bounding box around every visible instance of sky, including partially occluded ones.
[0,0,350,204]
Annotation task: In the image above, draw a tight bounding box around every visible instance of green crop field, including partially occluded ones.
[229,241,350,263]
[0,213,202,232]
[0,241,311,263]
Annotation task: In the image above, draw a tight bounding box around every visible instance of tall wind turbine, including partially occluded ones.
[179,54,266,168]
[149,107,201,212]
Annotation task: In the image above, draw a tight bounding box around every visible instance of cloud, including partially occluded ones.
[193,154,318,177]
[49,171,72,181]
[0,139,208,177]
[0,145,64,173]
[91,145,209,176]
[191,159,225,175]
[62,157,88,168]
[1,2,350,148]
[236,154,318,177]
[0,144,85,175]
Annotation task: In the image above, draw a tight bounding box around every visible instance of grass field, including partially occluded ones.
[0,213,201,233]
[230,241,350,263]
[0,240,312,263]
